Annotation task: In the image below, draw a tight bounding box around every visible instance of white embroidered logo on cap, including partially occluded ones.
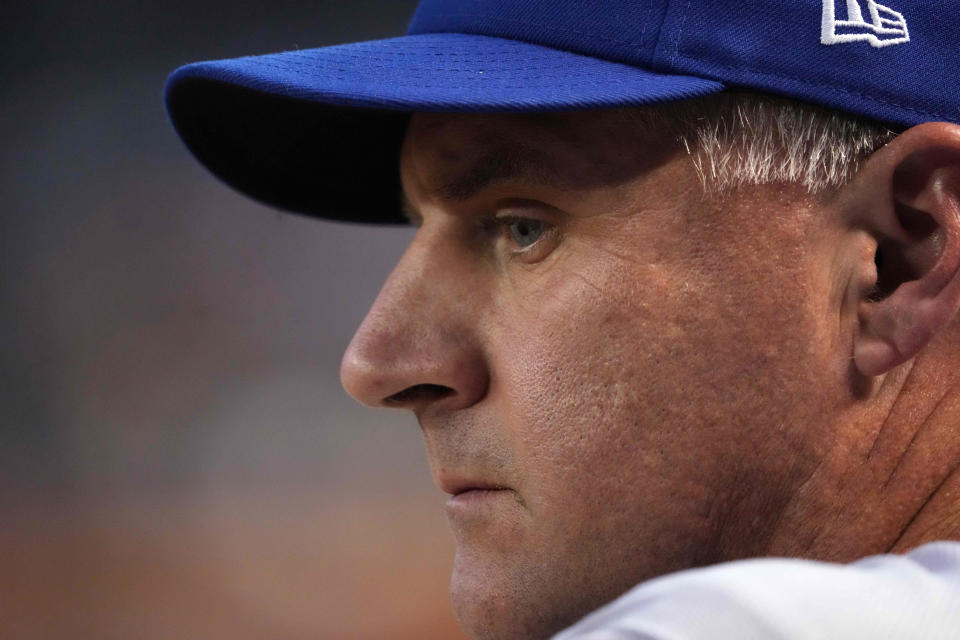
[821,0,910,47]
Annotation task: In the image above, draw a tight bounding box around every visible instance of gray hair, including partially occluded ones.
[658,92,898,194]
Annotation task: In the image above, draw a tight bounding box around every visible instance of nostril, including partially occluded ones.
[384,383,453,406]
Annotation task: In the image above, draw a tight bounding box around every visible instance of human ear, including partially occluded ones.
[848,123,960,377]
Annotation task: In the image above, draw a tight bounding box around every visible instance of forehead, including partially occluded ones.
[400,109,680,203]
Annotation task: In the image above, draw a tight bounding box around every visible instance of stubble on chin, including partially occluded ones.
[449,551,588,640]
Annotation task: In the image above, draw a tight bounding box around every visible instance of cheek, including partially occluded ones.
[489,256,715,525]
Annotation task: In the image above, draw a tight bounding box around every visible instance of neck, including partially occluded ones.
[770,326,960,560]
[883,330,960,551]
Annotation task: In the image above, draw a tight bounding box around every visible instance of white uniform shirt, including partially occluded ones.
[553,542,960,640]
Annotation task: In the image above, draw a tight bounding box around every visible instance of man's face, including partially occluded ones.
[341,109,847,639]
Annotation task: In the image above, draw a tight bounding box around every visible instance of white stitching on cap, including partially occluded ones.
[821,0,909,48]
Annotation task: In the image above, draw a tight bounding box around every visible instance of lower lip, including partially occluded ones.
[446,488,512,510]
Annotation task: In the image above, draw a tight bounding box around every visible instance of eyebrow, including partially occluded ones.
[400,145,571,224]
[428,145,569,202]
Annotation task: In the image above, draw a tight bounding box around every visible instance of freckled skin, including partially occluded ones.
[340,111,960,640]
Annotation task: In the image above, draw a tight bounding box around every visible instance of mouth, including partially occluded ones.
[438,474,518,513]
[437,471,510,496]
[444,480,510,497]
[445,488,516,522]
[448,486,509,501]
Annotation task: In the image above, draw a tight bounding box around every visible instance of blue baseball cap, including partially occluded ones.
[165,0,959,224]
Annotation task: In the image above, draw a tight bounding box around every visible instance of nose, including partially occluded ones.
[340,229,490,415]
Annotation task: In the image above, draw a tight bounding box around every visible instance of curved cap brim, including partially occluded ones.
[165,33,725,223]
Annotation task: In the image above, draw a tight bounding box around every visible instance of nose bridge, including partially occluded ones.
[340,227,488,411]
[358,228,460,354]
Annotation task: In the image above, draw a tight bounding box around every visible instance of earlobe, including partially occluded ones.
[851,123,960,377]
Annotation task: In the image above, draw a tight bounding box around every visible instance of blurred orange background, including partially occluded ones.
[1,2,466,637]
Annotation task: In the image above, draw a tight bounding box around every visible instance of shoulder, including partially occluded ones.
[552,542,960,640]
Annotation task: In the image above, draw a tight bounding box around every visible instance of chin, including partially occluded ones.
[449,548,589,640]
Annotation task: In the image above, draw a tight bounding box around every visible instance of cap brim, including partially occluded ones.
[165,33,725,223]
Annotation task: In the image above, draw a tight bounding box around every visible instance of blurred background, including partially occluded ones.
[1,1,467,638]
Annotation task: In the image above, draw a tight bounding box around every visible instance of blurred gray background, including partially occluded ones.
[2,2,464,637]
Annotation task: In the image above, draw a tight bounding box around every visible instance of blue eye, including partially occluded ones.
[504,218,546,249]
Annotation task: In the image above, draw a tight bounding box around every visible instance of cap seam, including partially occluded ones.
[638,0,655,52]
[241,56,649,84]
[640,0,671,67]
[670,0,693,67]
